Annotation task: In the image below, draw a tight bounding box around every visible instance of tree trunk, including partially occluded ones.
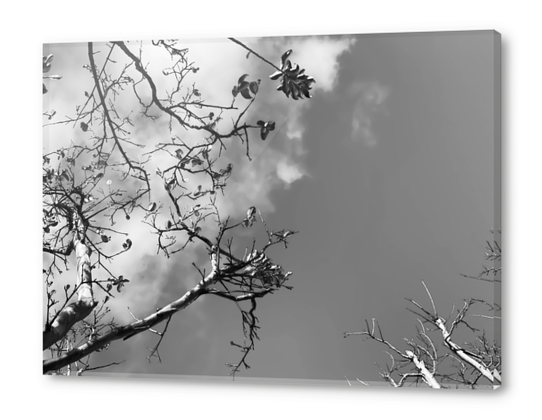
[43,238,97,350]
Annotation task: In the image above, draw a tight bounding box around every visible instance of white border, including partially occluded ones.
[4,0,538,418]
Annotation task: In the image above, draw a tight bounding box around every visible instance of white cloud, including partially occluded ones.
[277,158,304,187]
[350,81,390,148]
[282,36,356,92]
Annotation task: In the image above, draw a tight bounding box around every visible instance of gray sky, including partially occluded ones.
[44,31,499,384]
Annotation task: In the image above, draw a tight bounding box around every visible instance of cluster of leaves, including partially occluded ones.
[232,74,260,100]
[256,120,275,140]
[239,249,293,288]
[270,50,316,100]
[105,275,130,293]
[242,206,257,227]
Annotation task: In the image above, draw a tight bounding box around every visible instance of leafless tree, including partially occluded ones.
[42,39,314,376]
[344,233,501,389]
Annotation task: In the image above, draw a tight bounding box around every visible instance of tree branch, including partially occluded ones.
[44,252,219,373]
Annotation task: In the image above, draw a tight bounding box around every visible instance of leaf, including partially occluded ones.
[240,88,252,100]
[269,70,283,81]
[80,122,88,132]
[282,59,292,72]
[259,121,275,140]
[289,63,300,76]
[282,230,295,238]
[238,73,249,85]
[101,235,109,243]
[192,204,201,214]
[238,81,250,91]
[280,49,292,66]
[165,178,176,192]
[43,54,53,73]
[256,120,265,126]
[148,202,157,212]
[249,81,259,95]
[243,206,257,227]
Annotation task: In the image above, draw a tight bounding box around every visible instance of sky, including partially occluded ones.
[43,31,499,385]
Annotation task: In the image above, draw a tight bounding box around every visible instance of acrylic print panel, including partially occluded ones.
[43,31,501,389]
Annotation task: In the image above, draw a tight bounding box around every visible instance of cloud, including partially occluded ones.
[277,158,304,186]
[282,36,356,92]
[350,81,390,148]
